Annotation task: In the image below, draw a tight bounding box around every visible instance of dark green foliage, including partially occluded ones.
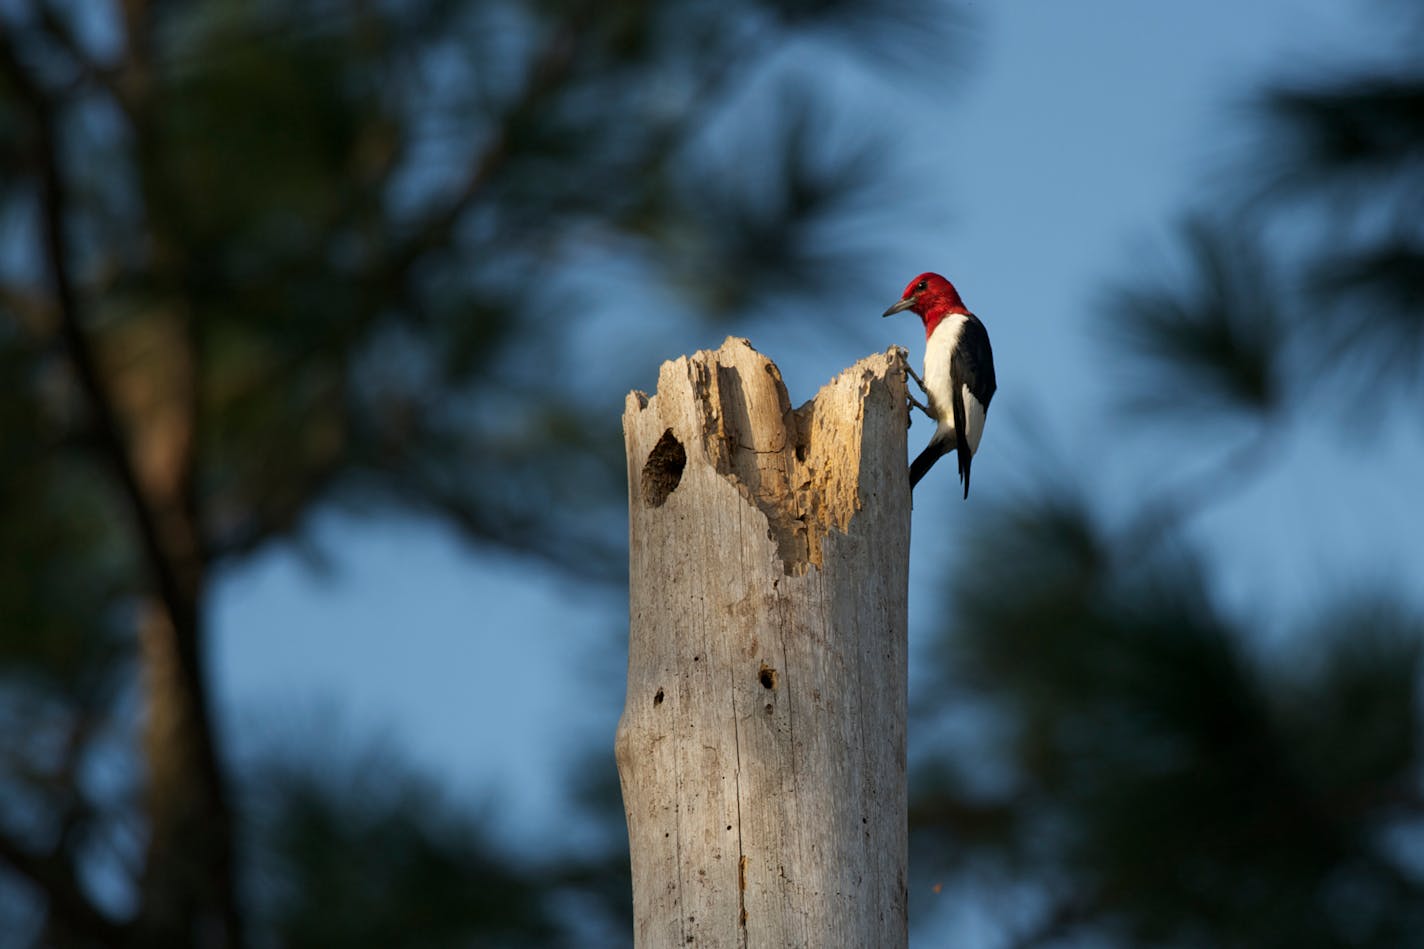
[1103,218,1286,424]
[0,332,131,694]
[239,743,636,947]
[915,494,1424,948]
[249,753,560,948]
[1308,233,1424,399]
[1254,64,1424,402]
[1258,77,1424,194]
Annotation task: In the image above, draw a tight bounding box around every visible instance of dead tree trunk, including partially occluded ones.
[617,337,912,948]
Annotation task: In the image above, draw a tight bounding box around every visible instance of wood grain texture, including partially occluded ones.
[617,337,912,948]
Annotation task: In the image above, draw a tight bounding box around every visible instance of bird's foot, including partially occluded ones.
[907,392,934,419]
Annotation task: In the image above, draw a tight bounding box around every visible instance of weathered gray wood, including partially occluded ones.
[617,337,912,948]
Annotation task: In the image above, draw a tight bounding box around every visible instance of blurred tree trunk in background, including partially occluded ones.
[618,340,911,947]
[114,305,236,942]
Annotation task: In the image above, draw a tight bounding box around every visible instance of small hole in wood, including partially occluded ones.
[758,663,777,690]
[641,429,686,507]
[653,688,664,707]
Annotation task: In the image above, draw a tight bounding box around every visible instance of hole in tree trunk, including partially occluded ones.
[641,428,686,507]
[758,663,777,690]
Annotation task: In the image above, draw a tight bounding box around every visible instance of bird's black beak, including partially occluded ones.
[882,296,916,317]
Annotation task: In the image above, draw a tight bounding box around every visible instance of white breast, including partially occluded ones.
[923,315,987,455]
[924,316,964,435]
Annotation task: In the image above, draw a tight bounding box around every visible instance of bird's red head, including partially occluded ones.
[882,272,968,338]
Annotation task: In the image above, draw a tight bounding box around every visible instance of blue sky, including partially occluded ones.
[213,0,1424,886]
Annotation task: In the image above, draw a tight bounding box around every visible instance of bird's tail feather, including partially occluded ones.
[909,441,949,489]
[910,440,976,498]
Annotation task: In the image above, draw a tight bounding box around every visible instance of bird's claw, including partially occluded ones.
[907,392,933,420]
[899,361,933,425]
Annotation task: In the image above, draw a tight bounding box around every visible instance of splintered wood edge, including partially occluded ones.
[624,337,909,574]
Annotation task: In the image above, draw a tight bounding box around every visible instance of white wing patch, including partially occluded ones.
[962,385,986,455]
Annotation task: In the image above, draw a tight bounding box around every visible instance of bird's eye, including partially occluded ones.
[915,280,927,292]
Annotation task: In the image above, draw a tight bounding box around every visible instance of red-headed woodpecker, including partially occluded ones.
[883,272,997,498]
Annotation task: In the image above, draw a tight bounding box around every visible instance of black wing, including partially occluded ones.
[949,314,996,499]
[948,374,971,498]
